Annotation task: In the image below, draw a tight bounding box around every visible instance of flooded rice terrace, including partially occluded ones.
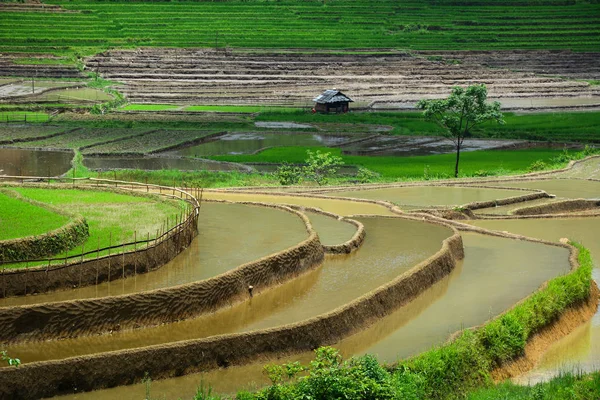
[0,147,72,176]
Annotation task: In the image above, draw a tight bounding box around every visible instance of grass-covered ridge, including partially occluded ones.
[2,187,185,268]
[223,243,595,400]
[1,0,599,57]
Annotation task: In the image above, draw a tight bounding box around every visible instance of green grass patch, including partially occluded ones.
[122,104,181,111]
[95,168,276,189]
[3,187,185,267]
[0,112,49,123]
[210,146,566,179]
[468,371,600,400]
[185,105,303,113]
[12,57,73,66]
[0,192,68,240]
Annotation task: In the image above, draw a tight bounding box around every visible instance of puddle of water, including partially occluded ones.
[342,136,522,157]
[339,232,570,362]
[202,192,396,216]
[8,217,451,364]
[329,186,530,207]
[170,132,350,157]
[83,156,247,172]
[0,202,308,306]
[0,147,72,176]
[304,211,357,246]
[57,231,570,399]
[488,179,600,199]
[468,217,600,384]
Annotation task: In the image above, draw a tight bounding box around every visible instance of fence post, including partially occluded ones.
[96,237,100,285]
[46,259,50,293]
[133,230,137,276]
[122,238,125,279]
[79,244,84,287]
[24,265,28,296]
[108,232,112,282]
[2,267,5,298]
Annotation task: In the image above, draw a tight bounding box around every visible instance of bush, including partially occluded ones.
[527,160,548,172]
[275,163,303,186]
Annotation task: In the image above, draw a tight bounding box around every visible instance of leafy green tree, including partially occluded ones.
[303,150,344,186]
[417,84,504,178]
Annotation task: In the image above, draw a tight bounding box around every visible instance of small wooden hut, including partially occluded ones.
[313,89,353,113]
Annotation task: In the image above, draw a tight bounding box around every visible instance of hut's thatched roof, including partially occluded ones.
[313,89,353,104]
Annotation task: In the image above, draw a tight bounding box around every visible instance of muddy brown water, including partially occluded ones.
[474,197,561,215]
[468,217,600,384]
[55,231,571,399]
[83,156,248,172]
[329,186,531,207]
[488,179,600,199]
[0,202,308,307]
[169,132,352,157]
[0,147,72,176]
[8,217,452,364]
[304,211,357,246]
[202,191,396,216]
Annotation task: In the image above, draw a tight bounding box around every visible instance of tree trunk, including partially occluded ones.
[454,142,461,178]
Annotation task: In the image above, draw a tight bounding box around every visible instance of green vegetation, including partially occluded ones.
[122,104,181,111]
[12,57,73,66]
[19,127,150,150]
[417,84,504,177]
[468,372,600,400]
[276,150,344,185]
[0,192,68,240]
[184,106,302,113]
[0,111,49,123]
[0,350,20,368]
[1,0,598,57]
[211,147,567,179]
[0,126,64,143]
[84,129,220,154]
[95,169,275,189]
[2,187,184,268]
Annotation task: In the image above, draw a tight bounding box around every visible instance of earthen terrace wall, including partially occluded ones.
[0,216,462,399]
[0,201,323,343]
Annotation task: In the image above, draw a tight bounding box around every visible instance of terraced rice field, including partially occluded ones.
[0,158,599,399]
[83,129,222,155]
[0,0,598,55]
[83,49,600,108]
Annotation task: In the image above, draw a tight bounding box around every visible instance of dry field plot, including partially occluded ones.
[86,49,600,109]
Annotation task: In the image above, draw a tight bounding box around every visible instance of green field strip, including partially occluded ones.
[0,192,69,241]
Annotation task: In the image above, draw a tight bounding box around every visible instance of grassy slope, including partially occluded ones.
[0,192,68,240]
[4,188,184,267]
[1,0,598,56]
[467,372,600,400]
